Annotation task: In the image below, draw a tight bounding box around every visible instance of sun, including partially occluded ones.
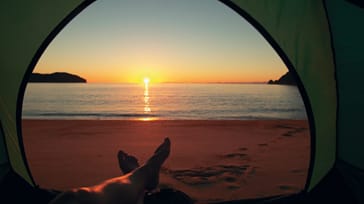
[144,77,150,85]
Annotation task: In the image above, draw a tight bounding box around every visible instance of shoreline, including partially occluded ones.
[22,118,308,120]
[22,119,310,202]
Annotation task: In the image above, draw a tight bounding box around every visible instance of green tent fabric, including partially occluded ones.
[325,0,364,170]
[228,0,337,191]
[0,0,88,186]
[0,0,363,203]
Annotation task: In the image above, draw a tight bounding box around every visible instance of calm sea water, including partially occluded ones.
[22,83,307,120]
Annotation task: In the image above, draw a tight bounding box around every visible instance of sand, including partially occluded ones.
[22,119,310,203]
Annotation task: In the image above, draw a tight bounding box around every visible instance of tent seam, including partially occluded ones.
[322,0,339,165]
[0,121,13,174]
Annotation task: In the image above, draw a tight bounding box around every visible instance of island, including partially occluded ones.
[29,72,87,83]
[267,71,296,85]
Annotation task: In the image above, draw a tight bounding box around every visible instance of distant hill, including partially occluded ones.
[29,72,87,83]
[268,71,296,85]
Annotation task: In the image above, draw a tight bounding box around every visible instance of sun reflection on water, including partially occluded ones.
[140,78,153,121]
[144,85,151,113]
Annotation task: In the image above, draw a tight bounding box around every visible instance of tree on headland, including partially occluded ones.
[267,71,296,85]
[29,72,87,83]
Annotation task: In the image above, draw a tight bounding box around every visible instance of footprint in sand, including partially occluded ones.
[243,166,257,179]
[217,149,250,161]
[226,184,240,190]
[290,169,305,174]
[258,143,268,147]
[224,176,237,183]
[221,153,247,159]
[282,132,293,137]
[279,125,308,137]
[276,124,295,129]
[164,165,250,186]
[296,127,308,132]
[278,185,299,191]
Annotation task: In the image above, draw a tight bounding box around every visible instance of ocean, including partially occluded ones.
[22,83,307,120]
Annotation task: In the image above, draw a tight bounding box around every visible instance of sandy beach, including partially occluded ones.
[22,119,310,203]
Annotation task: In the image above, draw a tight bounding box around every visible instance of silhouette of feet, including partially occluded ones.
[144,138,171,190]
[118,150,140,174]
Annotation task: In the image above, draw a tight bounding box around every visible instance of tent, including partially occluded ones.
[0,0,363,203]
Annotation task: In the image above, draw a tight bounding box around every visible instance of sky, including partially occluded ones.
[34,0,287,83]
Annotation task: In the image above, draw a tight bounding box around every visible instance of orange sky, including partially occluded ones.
[34,1,287,84]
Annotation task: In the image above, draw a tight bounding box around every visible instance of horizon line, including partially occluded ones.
[85,81,268,84]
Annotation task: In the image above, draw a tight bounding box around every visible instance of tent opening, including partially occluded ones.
[20,0,311,203]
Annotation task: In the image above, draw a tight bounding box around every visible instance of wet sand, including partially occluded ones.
[22,119,310,203]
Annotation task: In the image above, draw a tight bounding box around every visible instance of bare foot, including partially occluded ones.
[118,150,140,174]
[144,138,171,190]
